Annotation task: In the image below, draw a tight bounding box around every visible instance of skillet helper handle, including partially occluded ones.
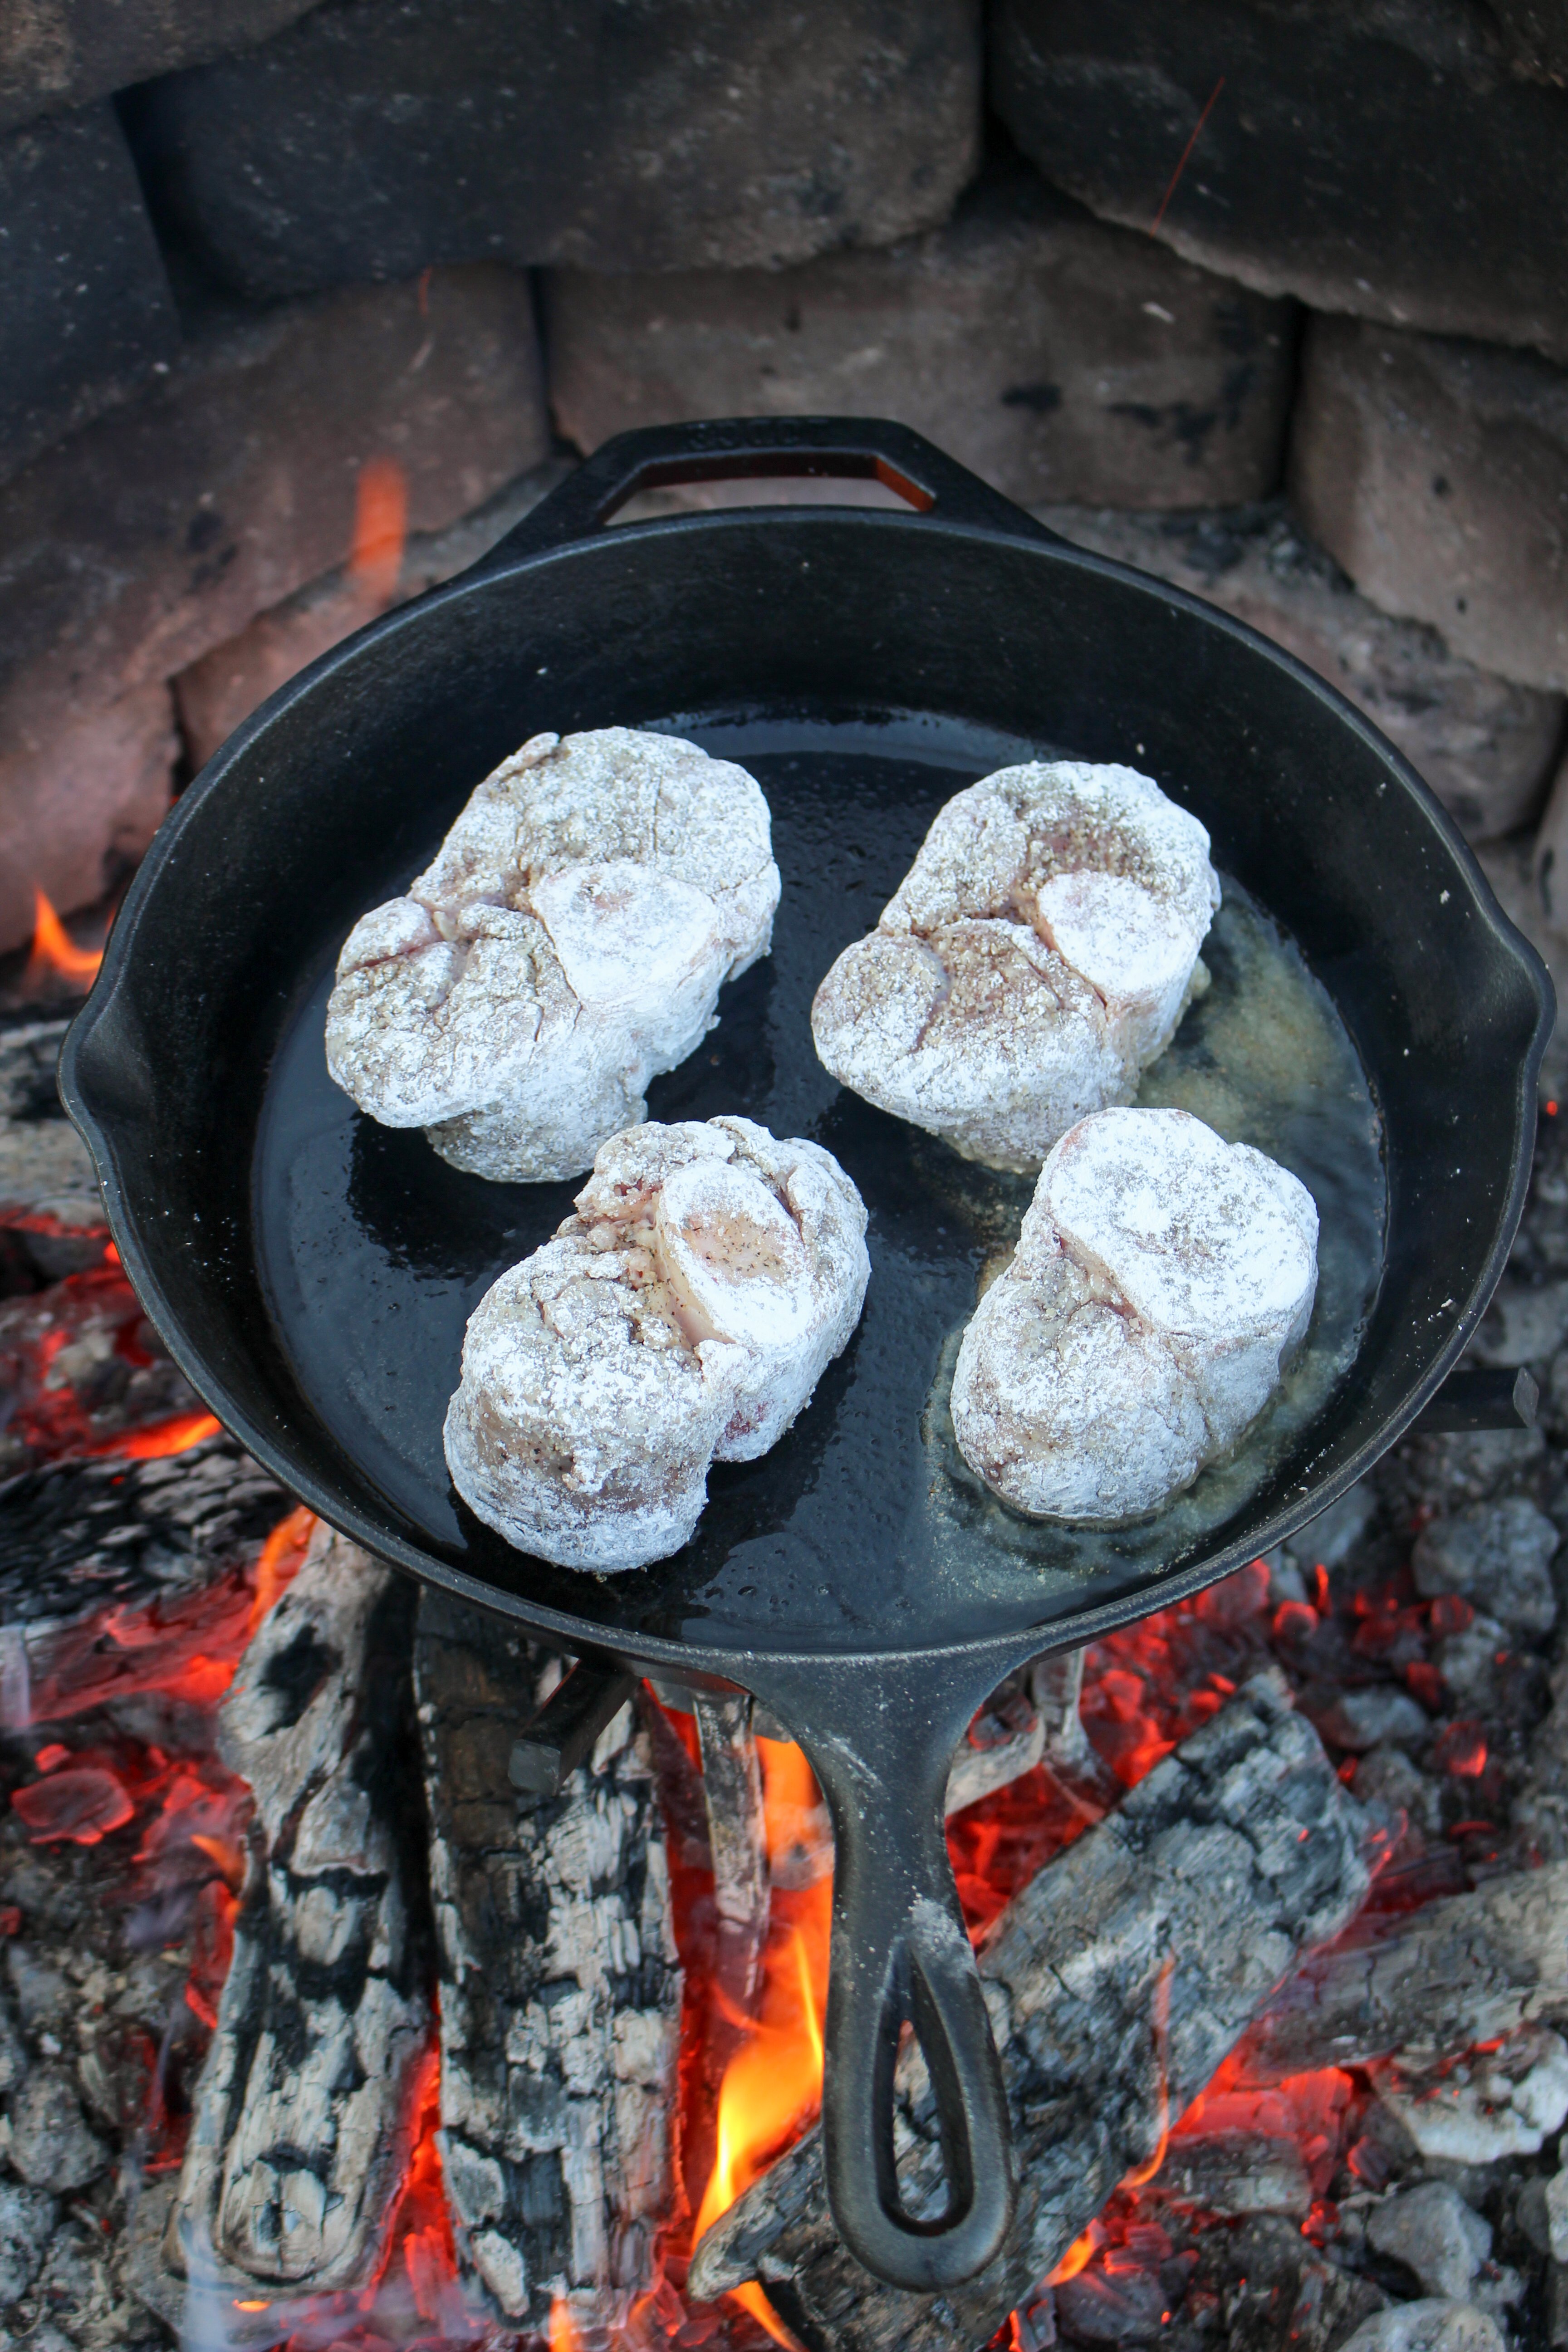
[508,1657,637,1797]
[470,415,1063,568]
[795,1689,1017,2293]
[1410,1362,1538,1436]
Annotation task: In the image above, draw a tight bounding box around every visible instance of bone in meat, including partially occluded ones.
[951,1107,1318,1522]
[811,761,1219,1172]
[325,728,781,1181]
[444,1117,870,1570]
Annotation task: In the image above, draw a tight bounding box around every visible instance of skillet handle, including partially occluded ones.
[779,1664,1018,2293]
[468,416,1063,568]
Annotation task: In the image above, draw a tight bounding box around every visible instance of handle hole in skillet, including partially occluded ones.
[877,1985,977,2233]
[606,451,934,525]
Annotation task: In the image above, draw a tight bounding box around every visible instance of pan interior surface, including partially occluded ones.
[254,709,1385,1654]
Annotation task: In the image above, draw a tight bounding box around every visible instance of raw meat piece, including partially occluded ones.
[811,760,1219,1171]
[444,1117,870,1571]
[951,1107,1318,1521]
[325,728,780,1181]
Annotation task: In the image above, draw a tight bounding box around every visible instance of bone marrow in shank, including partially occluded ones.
[444,1117,870,1572]
[811,760,1219,1173]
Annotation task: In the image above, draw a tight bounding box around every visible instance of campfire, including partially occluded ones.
[0,978,1562,2352]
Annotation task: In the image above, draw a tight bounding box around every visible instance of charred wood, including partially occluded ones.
[167,1527,431,2295]
[653,1665,1059,1839]
[688,1672,1371,2352]
[944,1650,1118,1822]
[945,1671,1047,1819]
[0,1435,289,1650]
[1244,1862,1568,2080]
[414,1593,682,2328]
[693,1692,769,2014]
[1029,1648,1121,1814]
[0,1014,99,1235]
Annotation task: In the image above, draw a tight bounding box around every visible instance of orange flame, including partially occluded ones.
[250,1504,317,1635]
[549,2294,581,2352]
[81,1410,222,1461]
[691,1737,831,2348]
[1120,1957,1175,2187]
[23,886,103,991]
[348,455,409,610]
[693,1909,829,2246]
[1048,2219,1104,2287]
[189,1832,246,1890]
[389,2042,463,2327]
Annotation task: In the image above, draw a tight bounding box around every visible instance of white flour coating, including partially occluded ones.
[811,761,1220,1171]
[324,728,781,1181]
[951,1107,1318,1522]
[444,1117,870,1570]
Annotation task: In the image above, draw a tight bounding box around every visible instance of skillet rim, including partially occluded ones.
[57,497,1556,1681]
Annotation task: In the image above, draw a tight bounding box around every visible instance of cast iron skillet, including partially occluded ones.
[60,419,1552,2295]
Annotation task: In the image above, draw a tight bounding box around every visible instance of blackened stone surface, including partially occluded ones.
[124,0,981,300]
[1492,0,1568,88]
[0,103,177,482]
[0,0,319,133]
[545,159,1297,510]
[990,0,1568,363]
[0,683,177,951]
[1037,502,1567,842]
[172,457,570,767]
[1289,315,1568,694]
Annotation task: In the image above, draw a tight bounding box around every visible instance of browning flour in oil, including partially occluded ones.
[910,876,1387,1594]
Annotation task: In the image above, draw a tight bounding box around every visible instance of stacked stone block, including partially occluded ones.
[0,0,1563,962]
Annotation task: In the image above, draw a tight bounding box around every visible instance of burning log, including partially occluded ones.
[167,1526,432,2297]
[688,1670,1370,2352]
[1027,1647,1121,1813]
[694,1692,770,2014]
[0,1433,290,1662]
[1242,1862,1568,2081]
[0,1011,97,1230]
[414,1591,682,2328]
[945,1650,1122,1821]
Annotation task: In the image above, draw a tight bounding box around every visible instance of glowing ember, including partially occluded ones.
[1077,1559,1273,1788]
[80,1408,224,1460]
[22,883,104,991]
[0,1252,213,1468]
[1434,1718,1489,1778]
[382,2041,468,2335]
[20,1548,304,1727]
[1048,2219,1104,2286]
[12,1761,132,1843]
[948,1759,1098,1940]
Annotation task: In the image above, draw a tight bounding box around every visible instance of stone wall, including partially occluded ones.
[0,0,1564,965]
